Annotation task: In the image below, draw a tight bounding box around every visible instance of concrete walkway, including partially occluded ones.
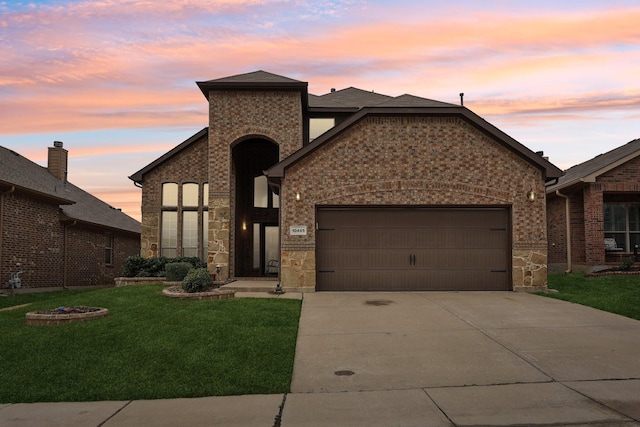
[1,291,639,426]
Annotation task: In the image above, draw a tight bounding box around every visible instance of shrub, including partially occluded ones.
[620,256,636,271]
[182,268,214,293]
[123,256,207,277]
[165,262,193,281]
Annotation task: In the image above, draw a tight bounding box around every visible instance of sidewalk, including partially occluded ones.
[1,291,639,426]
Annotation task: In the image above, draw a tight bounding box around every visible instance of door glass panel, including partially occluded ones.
[254,176,268,208]
[253,223,260,269]
[265,226,279,267]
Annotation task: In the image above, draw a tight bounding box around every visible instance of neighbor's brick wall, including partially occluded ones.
[547,190,585,264]
[1,192,64,287]
[65,227,140,286]
[281,116,548,290]
[207,90,303,280]
[140,134,208,258]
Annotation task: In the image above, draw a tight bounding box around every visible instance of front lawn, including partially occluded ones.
[543,273,640,321]
[0,285,301,403]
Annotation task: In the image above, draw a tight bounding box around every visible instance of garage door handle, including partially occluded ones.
[319,270,335,273]
[490,270,507,273]
[409,254,416,266]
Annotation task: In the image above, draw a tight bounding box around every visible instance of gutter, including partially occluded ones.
[555,190,572,274]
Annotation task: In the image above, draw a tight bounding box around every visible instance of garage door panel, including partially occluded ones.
[316,207,510,291]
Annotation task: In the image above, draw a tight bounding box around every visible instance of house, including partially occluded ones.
[547,138,640,270]
[130,70,562,292]
[0,142,141,289]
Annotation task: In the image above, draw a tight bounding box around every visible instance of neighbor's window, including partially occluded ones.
[309,118,335,141]
[105,234,114,265]
[604,203,640,252]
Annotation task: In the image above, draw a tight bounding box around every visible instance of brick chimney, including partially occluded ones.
[47,141,68,180]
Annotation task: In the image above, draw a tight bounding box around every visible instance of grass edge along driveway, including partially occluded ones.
[0,285,301,403]
[541,272,640,321]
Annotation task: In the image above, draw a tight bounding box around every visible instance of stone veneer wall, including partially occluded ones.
[207,90,303,281]
[140,134,208,258]
[280,116,549,291]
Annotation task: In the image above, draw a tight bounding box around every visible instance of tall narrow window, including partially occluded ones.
[203,183,209,207]
[202,210,209,261]
[182,211,198,257]
[254,175,268,208]
[161,211,178,257]
[105,234,114,265]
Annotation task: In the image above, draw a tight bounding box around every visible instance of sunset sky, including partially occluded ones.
[1,0,639,222]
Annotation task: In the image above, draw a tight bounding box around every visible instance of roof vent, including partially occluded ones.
[53,141,63,148]
[459,93,464,106]
[331,88,335,92]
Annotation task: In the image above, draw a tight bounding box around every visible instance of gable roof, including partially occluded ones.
[266,105,563,182]
[547,138,640,193]
[309,87,394,109]
[0,146,140,235]
[129,127,208,184]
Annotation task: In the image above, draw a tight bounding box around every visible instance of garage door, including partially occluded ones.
[316,207,510,291]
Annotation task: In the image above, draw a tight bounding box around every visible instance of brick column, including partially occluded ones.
[584,184,605,265]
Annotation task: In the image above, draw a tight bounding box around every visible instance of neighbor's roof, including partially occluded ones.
[0,146,140,234]
[547,138,640,193]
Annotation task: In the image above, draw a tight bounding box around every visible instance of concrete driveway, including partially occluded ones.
[284,291,640,426]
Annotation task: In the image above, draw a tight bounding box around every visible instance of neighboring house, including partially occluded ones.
[130,70,562,292]
[1,142,141,288]
[547,138,640,269]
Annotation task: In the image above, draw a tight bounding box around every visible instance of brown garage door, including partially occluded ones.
[316,207,510,291]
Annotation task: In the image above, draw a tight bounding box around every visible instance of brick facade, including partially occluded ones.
[281,116,548,290]
[207,90,303,281]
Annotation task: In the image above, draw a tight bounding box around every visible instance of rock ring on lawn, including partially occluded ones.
[26,306,108,326]
[162,286,235,300]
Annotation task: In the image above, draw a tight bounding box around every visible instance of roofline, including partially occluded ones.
[546,150,640,194]
[129,127,208,184]
[266,106,563,181]
[60,214,140,236]
[0,180,75,205]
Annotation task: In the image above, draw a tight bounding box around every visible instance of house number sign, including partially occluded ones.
[290,225,307,236]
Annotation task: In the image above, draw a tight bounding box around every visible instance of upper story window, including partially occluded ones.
[162,183,178,207]
[309,118,335,141]
[254,175,279,209]
[183,183,199,207]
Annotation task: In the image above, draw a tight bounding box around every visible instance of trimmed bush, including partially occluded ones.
[182,268,214,293]
[123,256,207,277]
[165,262,193,281]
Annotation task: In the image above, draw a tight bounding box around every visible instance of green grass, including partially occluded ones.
[542,273,640,320]
[0,285,301,403]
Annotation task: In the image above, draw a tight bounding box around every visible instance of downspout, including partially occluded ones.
[63,220,77,289]
[555,190,572,274]
[1,186,16,287]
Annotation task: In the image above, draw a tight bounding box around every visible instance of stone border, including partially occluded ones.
[25,308,109,326]
[586,270,640,277]
[162,287,236,300]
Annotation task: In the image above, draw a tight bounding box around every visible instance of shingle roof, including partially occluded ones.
[546,138,640,193]
[0,146,140,234]
[196,70,308,100]
[309,87,393,109]
[375,94,458,108]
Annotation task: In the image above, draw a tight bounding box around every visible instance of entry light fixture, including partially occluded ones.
[242,221,247,231]
[527,189,536,202]
[295,192,301,201]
